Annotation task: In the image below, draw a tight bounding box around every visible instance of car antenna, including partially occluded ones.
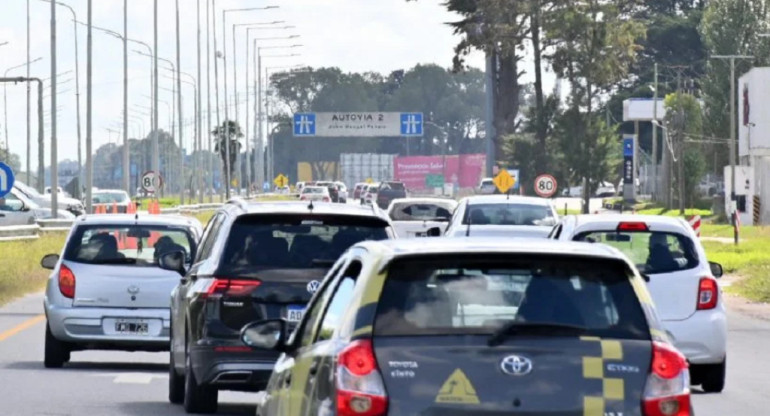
[465,203,472,237]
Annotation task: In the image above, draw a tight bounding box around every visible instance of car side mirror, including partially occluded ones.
[709,262,724,279]
[640,273,651,283]
[41,254,60,270]
[158,250,187,277]
[426,227,442,237]
[241,319,288,351]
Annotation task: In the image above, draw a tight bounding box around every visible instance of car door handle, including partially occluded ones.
[284,374,291,386]
[309,361,319,376]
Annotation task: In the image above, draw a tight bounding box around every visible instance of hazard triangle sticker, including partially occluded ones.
[434,368,480,404]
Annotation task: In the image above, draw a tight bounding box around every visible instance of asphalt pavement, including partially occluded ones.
[0,290,767,415]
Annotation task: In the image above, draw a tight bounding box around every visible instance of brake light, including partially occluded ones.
[336,340,388,416]
[618,221,649,231]
[697,278,718,310]
[323,197,331,202]
[643,342,691,416]
[58,264,76,299]
[202,279,261,299]
[214,346,252,353]
[300,196,307,201]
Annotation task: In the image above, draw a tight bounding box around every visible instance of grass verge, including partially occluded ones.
[0,234,68,306]
[701,236,770,303]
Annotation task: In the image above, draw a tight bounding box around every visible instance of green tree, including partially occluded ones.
[212,120,243,182]
[664,92,704,210]
[0,148,22,173]
[546,0,645,211]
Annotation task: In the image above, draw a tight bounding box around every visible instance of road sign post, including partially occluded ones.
[534,174,557,198]
[141,171,163,195]
[293,112,424,138]
[273,174,289,189]
[493,169,515,194]
[623,135,635,201]
[0,162,15,198]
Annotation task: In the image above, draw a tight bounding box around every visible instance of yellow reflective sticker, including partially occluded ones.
[351,325,372,338]
[434,368,480,405]
[583,396,605,416]
[582,357,604,379]
[580,336,601,342]
[603,378,625,400]
[601,340,623,360]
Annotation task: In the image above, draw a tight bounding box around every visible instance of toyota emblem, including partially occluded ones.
[500,355,533,376]
[127,285,140,295]
[306,280,320,294]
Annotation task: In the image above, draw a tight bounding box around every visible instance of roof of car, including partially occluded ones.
[76,214,201,228]
[355,237,625,261]
[93,189,128,194]
[388,197,458,206]
[229,199,389,219]
[461,194,554,206]
[567,214,690,232]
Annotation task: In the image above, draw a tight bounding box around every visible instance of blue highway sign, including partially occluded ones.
[294,113,316,136]
[400,113,423,136]
[0,162,15,198]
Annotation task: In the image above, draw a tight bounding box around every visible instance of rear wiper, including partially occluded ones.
[487,321,589,347]
[90,258,137,265]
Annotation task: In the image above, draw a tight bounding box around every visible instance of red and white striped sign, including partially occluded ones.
[688,215,701,237]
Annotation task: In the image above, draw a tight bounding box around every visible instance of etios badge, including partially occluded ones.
[500,355,533,376]
[306,280,320,294]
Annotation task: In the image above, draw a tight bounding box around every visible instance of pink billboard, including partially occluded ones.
[393,154,486,190]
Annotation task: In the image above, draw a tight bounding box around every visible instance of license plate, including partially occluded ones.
[115,320,149,335]
[287,305,305,322]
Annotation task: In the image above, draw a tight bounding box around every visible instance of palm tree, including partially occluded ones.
[212,120,243,180]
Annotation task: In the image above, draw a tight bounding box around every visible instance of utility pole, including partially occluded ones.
[197,0,203,203]
[86,0,93,213]
[652,63,658,202]
[207,0,213,202]
[484,50,496,178]
[711,55,753,245]
[123,0,129,195]
[50,0,58,217]
[175,0,184,205]
[26,0,31,186]
[152,0,160,199]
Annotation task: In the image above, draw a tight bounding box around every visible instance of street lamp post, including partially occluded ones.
[50,0,58,216]
[4,58,42,169]
[711,54,754,245]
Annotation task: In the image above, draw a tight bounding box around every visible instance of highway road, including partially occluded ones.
[0,291,767,415]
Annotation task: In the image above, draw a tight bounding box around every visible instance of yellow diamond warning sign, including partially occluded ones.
[493,169,515,194]
[434,368,480,404]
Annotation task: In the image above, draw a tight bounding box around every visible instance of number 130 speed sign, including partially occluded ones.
[534,174,557,198]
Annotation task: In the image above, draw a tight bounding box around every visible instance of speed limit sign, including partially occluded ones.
[141,171,163,194]
[534,174,557,198]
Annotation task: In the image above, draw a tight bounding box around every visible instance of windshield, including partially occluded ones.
[13,182,42,199]
[220,214,390,274]
[381,182,405,191]
[374,255,649,340]
[302,187,326,194]
[64,224,197,267]
[389,201,456,221]
[574,231,699,275]
[93,192,129,204]
[463,203,553,226]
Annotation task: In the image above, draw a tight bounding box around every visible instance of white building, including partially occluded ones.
[737,68,770,225]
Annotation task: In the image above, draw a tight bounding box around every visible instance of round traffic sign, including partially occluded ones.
[0,162,15,198]
[534,174,557,198]
[141,171,163,194]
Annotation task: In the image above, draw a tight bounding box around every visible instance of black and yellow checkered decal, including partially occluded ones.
[580,336,625,416]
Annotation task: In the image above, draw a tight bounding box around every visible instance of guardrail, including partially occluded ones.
[0,224,40,242]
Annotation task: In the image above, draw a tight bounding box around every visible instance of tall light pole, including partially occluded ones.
[711,54,753,245]
[4,58,42,168]
[50,0,58,216]
[197,0,203,203]
[221,6,278,198]
[153,0,159,198]
[206,0,213,201]
[86,0,92,213]
[175,0,184,205]
[27,0,31,184]
[122,0,129,194]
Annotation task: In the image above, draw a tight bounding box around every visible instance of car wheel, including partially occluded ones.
[701,359,726,393]
[44,323,69,368]
[168,343,185,404]
[183,352,218,414]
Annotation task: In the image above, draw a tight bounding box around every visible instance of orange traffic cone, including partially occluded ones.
[112,202,118,214]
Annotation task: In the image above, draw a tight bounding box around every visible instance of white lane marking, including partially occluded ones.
[94,372,168,384]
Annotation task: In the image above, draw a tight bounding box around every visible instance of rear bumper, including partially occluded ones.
[45,302,170,348]
[662,309,727,364]
[189,344,278,391]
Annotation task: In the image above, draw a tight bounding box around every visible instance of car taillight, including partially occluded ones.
[202,278,261,299]
[336,340,388,416]
[58,264,76,299]
[323,197,331,202]
[643,342,691,416]
[300,196,307,200]
[697,278,718,310]
[618,221,649,231]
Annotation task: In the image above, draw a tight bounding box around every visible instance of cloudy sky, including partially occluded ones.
[0,0,488,172]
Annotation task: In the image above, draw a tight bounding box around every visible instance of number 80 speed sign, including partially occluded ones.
[534,174,557,198]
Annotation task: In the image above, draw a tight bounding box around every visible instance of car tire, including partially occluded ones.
[44,323,69,368]
[183,353,218,414]
[701,359,726,393]
[169,348,185,404]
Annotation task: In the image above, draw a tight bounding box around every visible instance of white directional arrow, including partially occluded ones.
[0,168,7,194]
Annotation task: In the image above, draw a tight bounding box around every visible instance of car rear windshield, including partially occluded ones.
[574,230,699,274]
[374,255,649,340]
[463,203,553,226]
[220,214,390,274]
[92,192,129,204]
[303,187,326,194]
[389,201,455,221]
[64,224,197,266]
[381,182,405,191]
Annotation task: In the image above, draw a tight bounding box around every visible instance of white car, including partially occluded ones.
[334,181,348,203]
[14,181,85,216]
[0,187,75,226]
[551,214,727,392]
[362,183,380,205]
[444,195,559,238]
[386,197,458,238]
[299,186,331,202]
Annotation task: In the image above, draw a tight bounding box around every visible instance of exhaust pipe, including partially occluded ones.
[211,371,252,384]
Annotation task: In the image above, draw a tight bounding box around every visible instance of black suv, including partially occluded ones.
[160,199,395,414]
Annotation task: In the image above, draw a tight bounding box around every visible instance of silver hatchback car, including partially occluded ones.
[41,214,202,368]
